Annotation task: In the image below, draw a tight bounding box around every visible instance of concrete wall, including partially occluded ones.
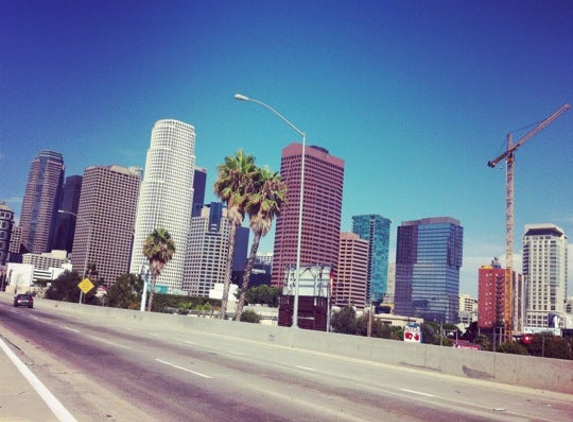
[27,297,573,395]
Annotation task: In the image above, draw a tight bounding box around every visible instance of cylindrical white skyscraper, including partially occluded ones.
[130,119,196,292]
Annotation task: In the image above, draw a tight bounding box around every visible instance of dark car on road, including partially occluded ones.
[14,294,34,308]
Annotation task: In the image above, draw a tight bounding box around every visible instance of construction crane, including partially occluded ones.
[488,103,570,342]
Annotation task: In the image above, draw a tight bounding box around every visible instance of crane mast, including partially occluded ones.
[488,103,570,342]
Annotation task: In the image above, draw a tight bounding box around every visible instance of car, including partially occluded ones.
[14,294,34,308]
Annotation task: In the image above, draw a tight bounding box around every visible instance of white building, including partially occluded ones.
[130,119,196,292]
[522,224,568,328]
[183,203,232,297]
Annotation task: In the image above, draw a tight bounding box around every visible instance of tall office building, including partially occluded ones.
[72,165,140,287]
[271,143,345,287]
[130,119,196,292]
[19,150,65,254]
[0,202,15,266]
[478,259,506,331]
[192,167,207,217]
[184,203,232,297]
[51,175,83,252]
[352,214,391,304]
[334,232,368,308]
[522,224,568,329]
[395,217,463,323]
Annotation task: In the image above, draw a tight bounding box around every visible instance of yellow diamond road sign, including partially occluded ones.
[78,278,95,294]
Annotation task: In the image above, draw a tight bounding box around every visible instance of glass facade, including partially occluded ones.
[352,214,391,303]
[395,217,463,323]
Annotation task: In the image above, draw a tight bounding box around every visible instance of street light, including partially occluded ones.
[234,93,306,329]
[58,210,91,304]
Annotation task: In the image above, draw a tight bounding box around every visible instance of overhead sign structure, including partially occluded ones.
[78,278,95,295]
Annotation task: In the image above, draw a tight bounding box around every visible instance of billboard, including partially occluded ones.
[404,323,422,343]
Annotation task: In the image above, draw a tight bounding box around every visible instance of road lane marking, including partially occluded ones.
[156,359,213,379]
[295,365,316,372]
[63,326,80,333]
[0,337,79,422]
[399,388,435,397]
[85,335,130,349]
[230,351,245,356]
[184,340,196,345]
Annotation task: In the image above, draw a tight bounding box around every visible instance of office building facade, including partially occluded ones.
[51,175,83,252]
[183,203,231,297]
[73,165,140,287]
[334,232,369,308]
[395,217,463,323]
[130,119,196,292]
[352,214,391,304]
[0,202,15,266]
[522,224,568,328]
[192,167,207,217]
[19,150,65,254]
[271,143,345,287]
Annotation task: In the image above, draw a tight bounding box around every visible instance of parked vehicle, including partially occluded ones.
[13,294,34,308]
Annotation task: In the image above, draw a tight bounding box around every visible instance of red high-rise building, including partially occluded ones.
[478,260,506,331]
[271,143,345,287]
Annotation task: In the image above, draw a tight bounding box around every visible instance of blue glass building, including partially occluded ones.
[352,214,391,304]
[395,217,463,323]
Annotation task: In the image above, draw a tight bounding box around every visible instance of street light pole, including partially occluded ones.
[234,93,305,329]
[58,210,91,304]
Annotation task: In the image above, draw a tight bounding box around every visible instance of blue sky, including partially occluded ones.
[1,1,572,297]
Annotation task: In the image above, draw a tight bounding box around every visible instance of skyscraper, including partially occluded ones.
[522,224,568,329]
[395,217,463,323]
[335,232,368,308]
[51,175,83,252]
[192,167,207,217]
[72,165,140,287]
[478,259,506,331]
[271,143,345,287]
[184,202,232,297]
[0,202,15,266]
[130,119,196,292]
[19,150,65,253]
[352,214,391,304]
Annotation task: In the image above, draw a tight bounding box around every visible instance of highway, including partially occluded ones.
[1,299,572,422]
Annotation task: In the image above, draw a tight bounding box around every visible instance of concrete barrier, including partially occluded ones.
[14,296,573,395]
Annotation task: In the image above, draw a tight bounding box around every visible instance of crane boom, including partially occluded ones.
[488,103,570,342]
[488,103,571,168]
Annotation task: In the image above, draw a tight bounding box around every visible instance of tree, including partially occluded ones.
[45,270,81,302]
[213,150,257,319]
[331,306,357,334]
[142,228,175,312]
[245,285,282,307]
[235,166,286,321]
[106,273,143,309]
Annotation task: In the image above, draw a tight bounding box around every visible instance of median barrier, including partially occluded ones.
[10,295,572,395]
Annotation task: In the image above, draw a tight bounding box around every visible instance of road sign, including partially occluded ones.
[78,278,95,294]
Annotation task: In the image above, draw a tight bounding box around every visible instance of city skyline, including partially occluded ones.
[1,1,572,297]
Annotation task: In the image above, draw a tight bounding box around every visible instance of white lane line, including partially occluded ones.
[156,359,213,379]
[85,335,130,349]
[0,337,78,422]
[184,341,195,345]
[63,326,80,333]
[295,365,316,372]
[230,351,245,356]
[399,388,435,397]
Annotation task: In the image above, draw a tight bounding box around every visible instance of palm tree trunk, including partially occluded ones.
[235,231,262,321]
[147,277,155,312]
[220,223,238,319]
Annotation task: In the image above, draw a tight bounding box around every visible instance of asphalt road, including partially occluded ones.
[1,298,572,422]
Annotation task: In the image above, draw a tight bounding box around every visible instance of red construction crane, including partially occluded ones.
[488,103,570,341]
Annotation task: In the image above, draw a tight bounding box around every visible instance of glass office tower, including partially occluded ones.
[395,217,463,323]
[352,214,391,304]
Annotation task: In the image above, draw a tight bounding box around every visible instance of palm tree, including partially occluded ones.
[235,166,286,321]
[142,228,175,312]
[213,150,257,319]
